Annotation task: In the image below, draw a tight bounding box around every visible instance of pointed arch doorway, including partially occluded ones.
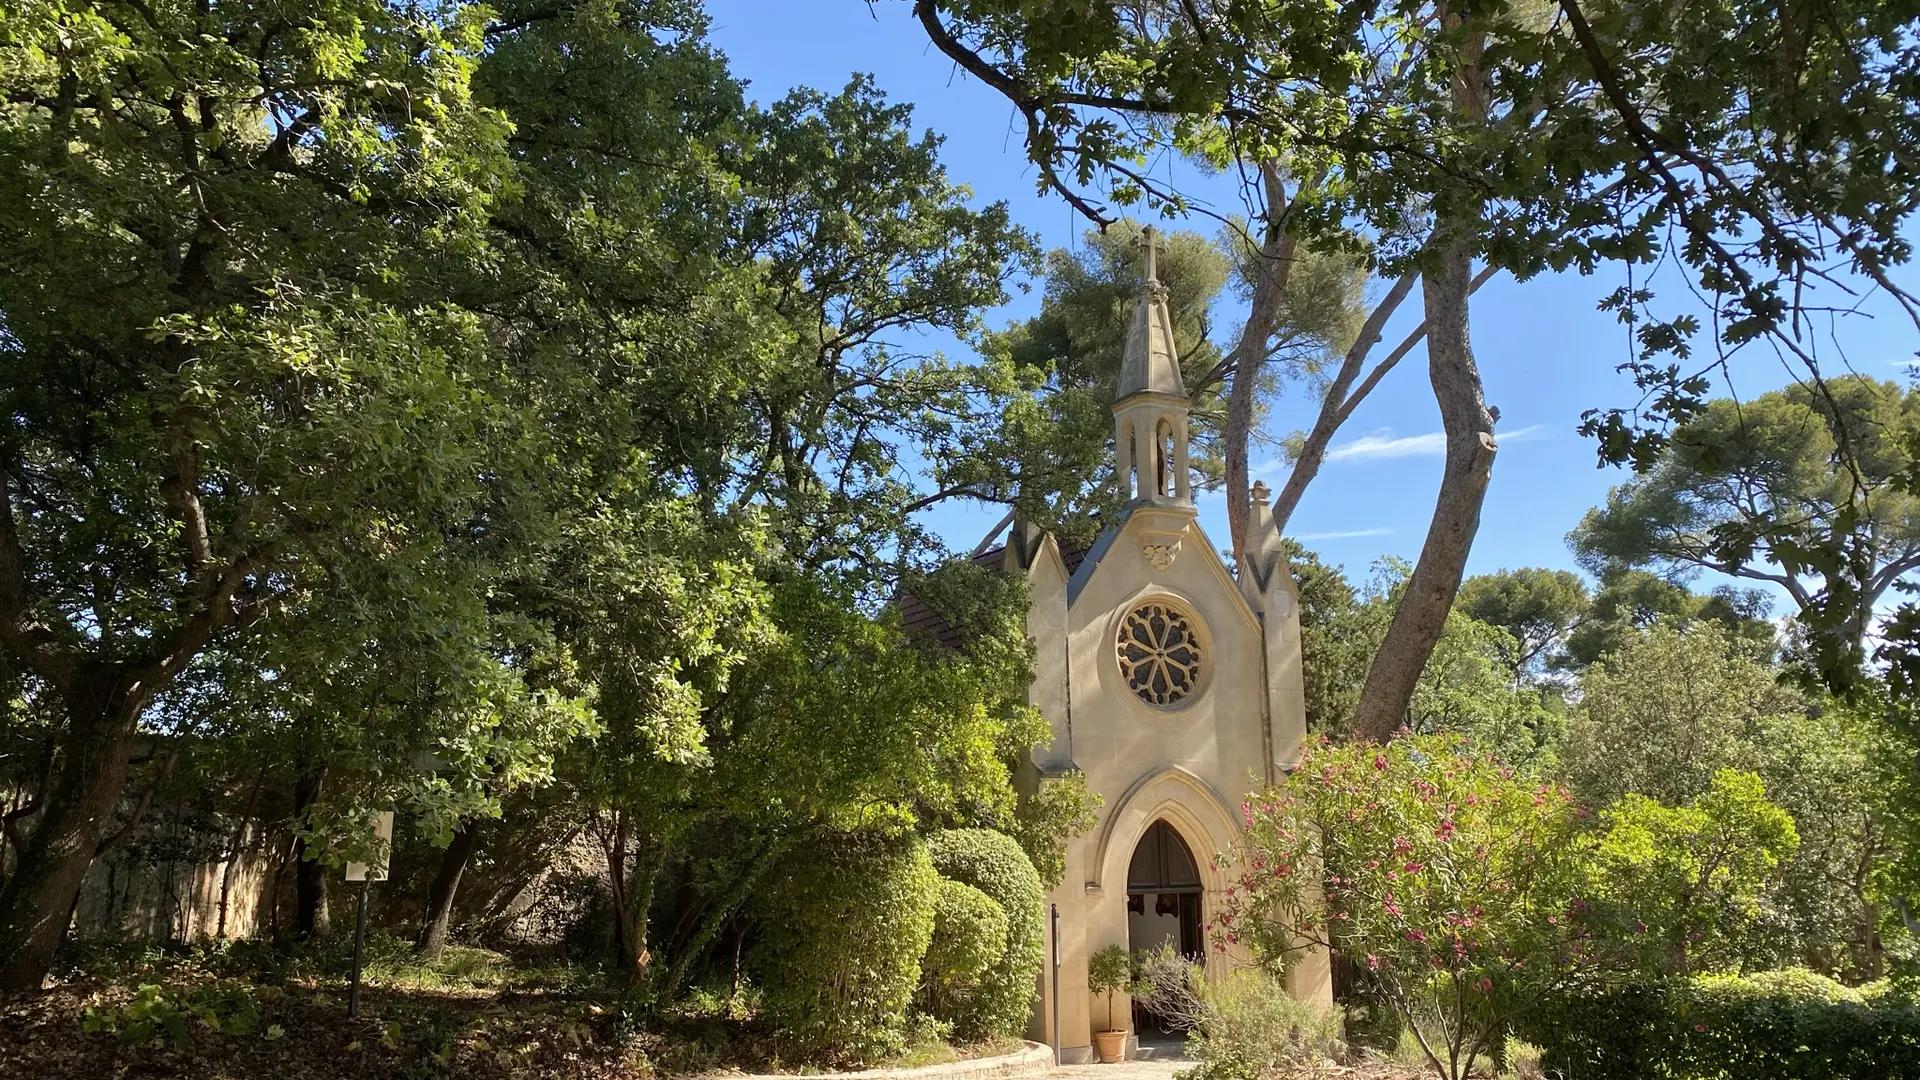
[1126,819,1204,961]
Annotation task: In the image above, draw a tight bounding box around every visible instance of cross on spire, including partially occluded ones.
[1133,224,1167,285]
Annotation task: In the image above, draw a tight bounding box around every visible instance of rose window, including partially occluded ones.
[1117,602,1204,706]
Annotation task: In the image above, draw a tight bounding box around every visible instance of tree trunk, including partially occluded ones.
[0,675,141,990]
[1349,240,1497,742]
[291,764,329,942]
[417,818,483,960]
[1268,273,1420,535]
[1224,162,1296,565]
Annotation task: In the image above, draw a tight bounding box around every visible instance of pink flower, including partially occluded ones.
[1475,977,1493,994]
[1366,954,1380,971]
[1373,753,1389,771]
[1405,929,1426,942]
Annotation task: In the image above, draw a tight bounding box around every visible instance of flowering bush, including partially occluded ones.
[1217,735,1597,1080]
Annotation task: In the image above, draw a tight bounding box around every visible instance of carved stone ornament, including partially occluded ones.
[1143,541,1181,570]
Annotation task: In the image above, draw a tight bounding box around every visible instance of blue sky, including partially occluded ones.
[706,0,1919,594]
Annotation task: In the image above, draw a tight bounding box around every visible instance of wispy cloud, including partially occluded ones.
[1327,429,1445,461]
[1293,527,1393,541]
[1326,424,1548,462]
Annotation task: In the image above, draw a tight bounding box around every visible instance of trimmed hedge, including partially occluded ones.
[925,828,1045,1041]
[1521,968,1920,1080]
[923,877,1010,1005]
[751,829,940,1064]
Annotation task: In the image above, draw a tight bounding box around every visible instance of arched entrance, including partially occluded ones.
[1126,819,1204,961]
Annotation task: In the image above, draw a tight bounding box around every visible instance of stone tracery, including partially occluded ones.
[1116,601,1203,705]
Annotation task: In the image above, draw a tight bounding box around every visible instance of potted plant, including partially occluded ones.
[1088,944,1133,1063]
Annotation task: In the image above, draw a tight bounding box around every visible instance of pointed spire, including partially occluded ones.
[1240,480,1292,613]
[1115,226,1185,400]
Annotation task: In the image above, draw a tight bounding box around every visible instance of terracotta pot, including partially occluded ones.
[1092,1029,1128,1063]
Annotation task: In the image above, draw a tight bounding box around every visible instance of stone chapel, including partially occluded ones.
[909,227,1330,1061]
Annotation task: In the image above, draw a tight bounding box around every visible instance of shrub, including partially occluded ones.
[1221,735,1593,1080]
[1087,944,1133,1033]
[82,980,264,1049]
[922,877,1010,1012]
[1521,968,1920,1079]
[925,828,1046,1041]
[1584,769,1800,976]
[1176,970,1342,1080]
[1132,944,1205,1030]
[751,829,940,1064]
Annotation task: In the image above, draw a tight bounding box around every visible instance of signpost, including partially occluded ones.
[345,811,393,1019]
[1050,903,1061,1065]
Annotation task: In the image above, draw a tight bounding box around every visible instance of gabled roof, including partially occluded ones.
[895,535,1092,651]
[898,547,1004,651]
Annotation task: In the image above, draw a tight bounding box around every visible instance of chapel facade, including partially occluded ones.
[990,228,1329,1059]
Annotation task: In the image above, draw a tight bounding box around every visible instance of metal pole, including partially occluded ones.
[1050,903,1062,1065]
[348,880,370,1018]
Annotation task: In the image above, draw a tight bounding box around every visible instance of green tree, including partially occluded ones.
[1587,770,1800,977]
[1411,611,1565,772]
[724,77,1038,577]
[1563,623,1898,978]
[1455,568,1591,679]
[1572,376,1920,684]
[1303,554,1561,761]
[0,0,547,988]
[1560,570,1775,670]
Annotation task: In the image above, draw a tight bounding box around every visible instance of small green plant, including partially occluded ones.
[1088,944,1132,1033]
[1502,1036,1545,1080]
[1177,971,1342,1080]
[82,980,263,1049]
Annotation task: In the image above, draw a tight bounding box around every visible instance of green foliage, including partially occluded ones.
[1177,971,1344,1080]
[1223,735,1595,1080]
[1087,944,1133,1033]
[925,829,1045,1041]
[1564,623,1807,809]
[1560,570,1776,671]
[1410,611,1564,773]
[1296,554,1561,760]
[751,830,940,1065]
[1587,771,1801,977]
[1455,568,1591,679]
[82,981,264,1049]
[922,879,1010,1017]
[1011,770,1102,889]
[1572,376,1920,685]
[1523,969,1920,1080]
[1281,540,1384,736]
[1563,623,1899,978]
[920,1,1920,475]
